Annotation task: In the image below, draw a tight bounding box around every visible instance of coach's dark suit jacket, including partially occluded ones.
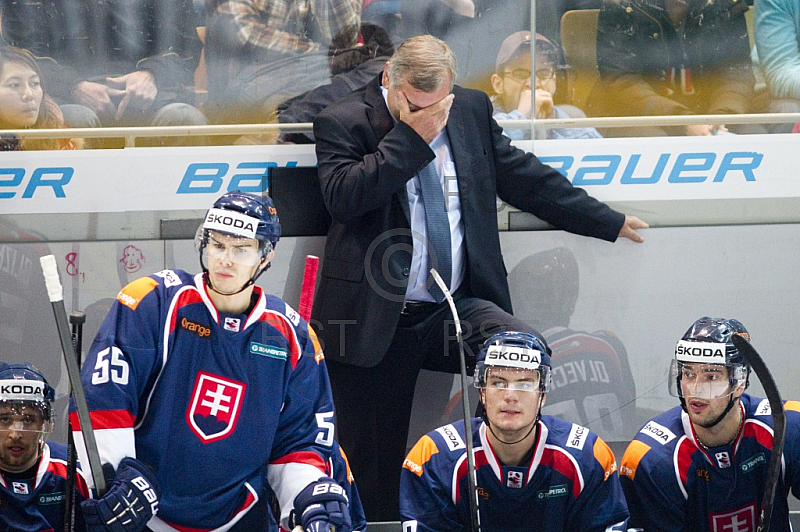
[311,75,624,368]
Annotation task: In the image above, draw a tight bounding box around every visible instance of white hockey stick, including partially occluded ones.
[430,269,481,532]
[40,255,107,496]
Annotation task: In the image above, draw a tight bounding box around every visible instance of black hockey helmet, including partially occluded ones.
[0,362,55,438]
[196,191,281,295]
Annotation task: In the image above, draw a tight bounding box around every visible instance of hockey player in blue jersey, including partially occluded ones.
[620,317,800,532]
[73,191,351,532]
[399,331,630,531]
[0,362,90,532]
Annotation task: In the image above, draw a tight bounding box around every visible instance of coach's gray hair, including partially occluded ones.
[386,35,457,93]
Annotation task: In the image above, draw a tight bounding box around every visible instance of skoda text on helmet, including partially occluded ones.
[196,190,281,296]
[0,362,55,448]
[668,317,751,428]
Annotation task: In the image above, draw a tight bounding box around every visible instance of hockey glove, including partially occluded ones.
[290,477,351,532]
[81,457,160,532]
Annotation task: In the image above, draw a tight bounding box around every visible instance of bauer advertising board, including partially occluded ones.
[0,134,797,215]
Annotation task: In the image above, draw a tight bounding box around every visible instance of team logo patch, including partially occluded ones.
[12,482,28,494]
[715,451,731,468]
[709,503,755,532]
[435,424,465,451]
[506,470,524,489]
[187,372,246,443]
[249,342,288,360]
[154,269,182,288]
[224,317,241,332]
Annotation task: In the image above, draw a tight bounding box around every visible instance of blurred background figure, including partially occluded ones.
[753,0,800,133]
[204,0,361,127]
[0,45,81,150]
[0,0,208,147]
[508,247,643,443]
[490,32,601,140]
[0,362,90,532]
[587,0,765,136]
[277,22,395,143]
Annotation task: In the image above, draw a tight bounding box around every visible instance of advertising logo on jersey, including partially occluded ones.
[181,317,211,338]
[224,317,241,332]
[249,342,287,360]
[187,371,246,443]
[506,470,524,489]
[675,340,725,363]
[709,503,755,532]
[567,423,589,450]
[640,420,677,444]
[435,424,465,451]
[485,345,541,371]
[117,277,158,311]
[755,398,771,416]
[12,482,29,494]
[741,453,765,473]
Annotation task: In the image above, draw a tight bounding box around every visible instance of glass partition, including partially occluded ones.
[0,0,797,146]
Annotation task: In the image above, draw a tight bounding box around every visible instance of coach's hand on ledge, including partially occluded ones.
[619,215,648,243]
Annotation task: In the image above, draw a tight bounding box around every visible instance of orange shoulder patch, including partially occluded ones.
[116,277,158,310]
[309,326,325,364]
[338,446,355,483]
[784,400,800,413]
[403,435,439,477]
[593,438,618,480]
[619,440,651,481]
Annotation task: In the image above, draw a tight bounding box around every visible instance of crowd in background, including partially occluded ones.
[1,0,799,147]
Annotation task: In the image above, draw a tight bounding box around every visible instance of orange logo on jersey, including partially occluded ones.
[619,440,651,481]
[309,326,325,364]
[593,439,617,480]
[403,435,439,477]
[181,317,211,338]
[116,277,158,310]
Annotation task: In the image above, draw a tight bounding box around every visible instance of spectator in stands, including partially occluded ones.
[754,0,800,133]
[0,0,208,146]
[0,45,81,150]
[400,0,601,93]
[587,0,766,136]
[204,0,361,125]
[491,31,601,140]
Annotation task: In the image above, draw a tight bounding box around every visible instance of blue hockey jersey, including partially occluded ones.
[620,394,800,532]
[0,442,90,532]
[399,417,629,531]
[71,270,335,531]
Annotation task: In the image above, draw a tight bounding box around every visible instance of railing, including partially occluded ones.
[4,113,800,147]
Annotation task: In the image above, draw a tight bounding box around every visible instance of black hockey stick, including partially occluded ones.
[430,269,481,532]
[64,311,85,532]
[732,334,785,532]
[39,255,107,496]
